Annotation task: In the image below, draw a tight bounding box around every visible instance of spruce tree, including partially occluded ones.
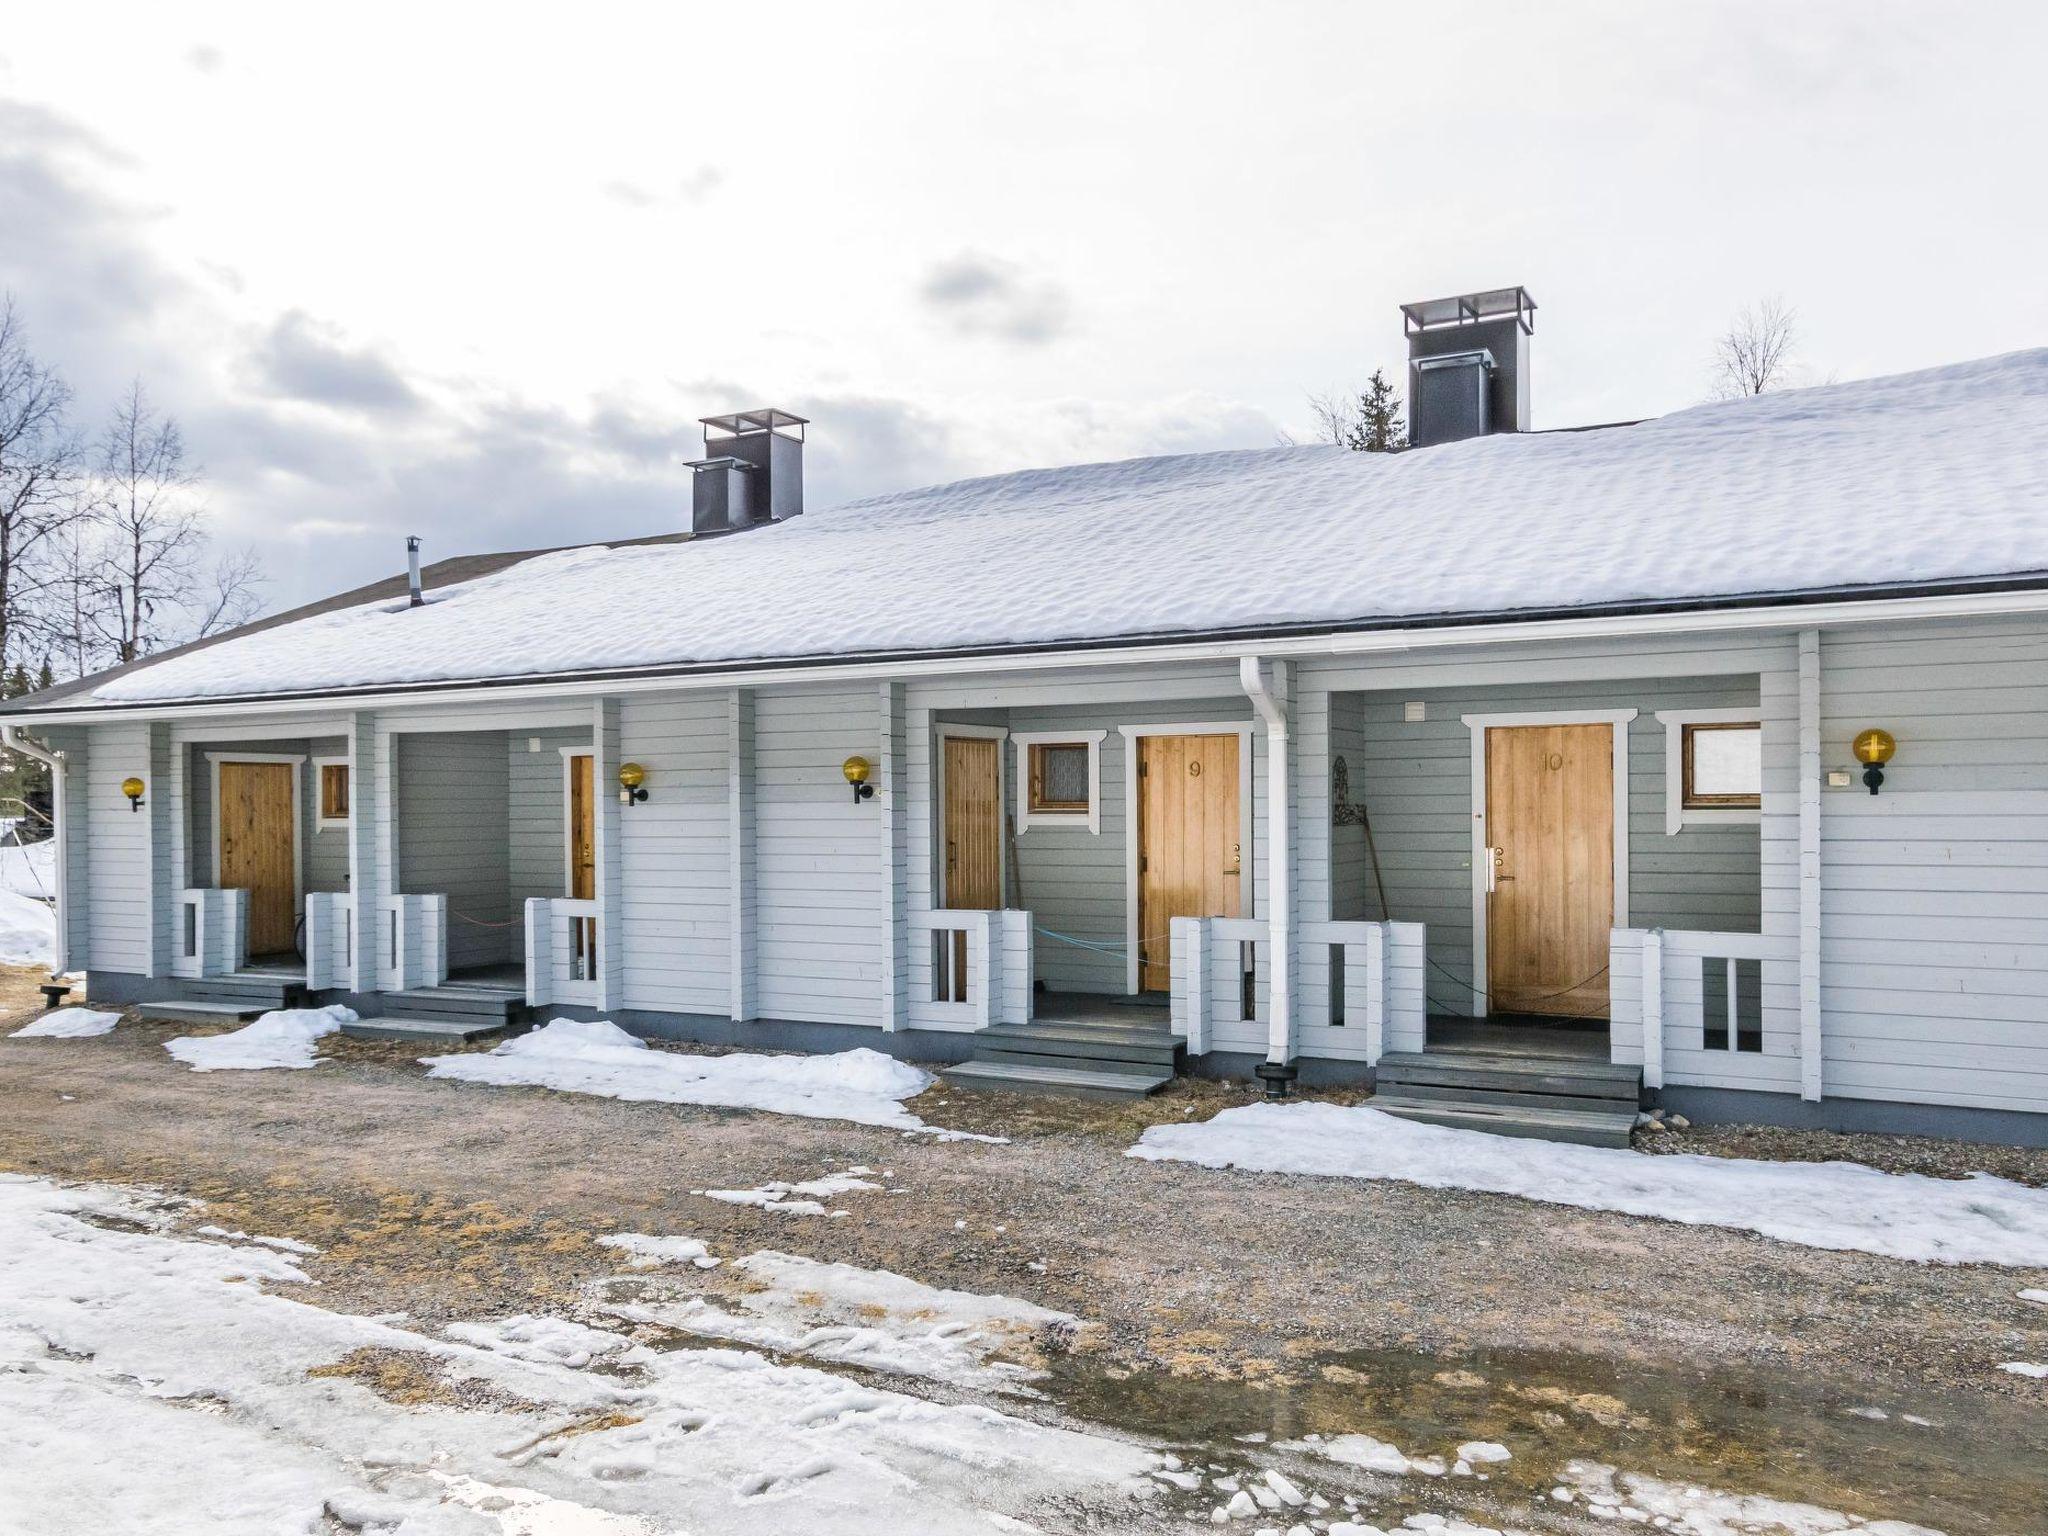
[1347,369,1407,453]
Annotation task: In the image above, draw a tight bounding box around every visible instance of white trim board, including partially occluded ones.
[933,723,1008,908]
[1117,721,1256,995]
[1653,707,1762,835]
[1011,728,1106,834]
[1460,709,1634,1019]
[206,750,307,943]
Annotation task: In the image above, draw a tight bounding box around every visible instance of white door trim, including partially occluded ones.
[1459,709,1635,1019]
[1117,720,1256,995]
[207,751,307,945]
[933,723,1007,908]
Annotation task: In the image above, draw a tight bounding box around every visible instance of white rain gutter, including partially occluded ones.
[2,724,65,975]
[7,584,2048,727]
[1239,655,1295,1087]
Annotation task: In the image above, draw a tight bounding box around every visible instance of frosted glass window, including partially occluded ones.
[1029,743,1091,812]
[1683,723,1761,807]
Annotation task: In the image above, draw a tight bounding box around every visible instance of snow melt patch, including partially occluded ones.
[423,1018,1000,1139]
[84,350,2048,704]
[165,1005,356,1071]
[597,1232,721,1269]
[1998,1361,2047,1378]
[599,1244,1078,1392]
[0,1173,1159,1534]
[1557,1460,1943,1536]
[11,1006,120,1038]
[0,886,55,968]
[696,1168,886,1216]
[1129,1102,2048,1266]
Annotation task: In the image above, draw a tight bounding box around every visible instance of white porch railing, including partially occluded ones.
[1169,917,1427,1061]
[1167,916,1268,1055]
[171,888,247,980]
[907,909,1032,1031]
[525,897,602,1008]
[1611,927,1796,1089]
[304,892,354,992]
[1300,919,1429,1063]
[381,894,448,991]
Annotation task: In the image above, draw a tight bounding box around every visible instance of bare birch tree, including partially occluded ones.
[0,297,83,671]
[86,381,262,664]
[1712,297,1799,398]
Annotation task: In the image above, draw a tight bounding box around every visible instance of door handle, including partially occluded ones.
[1223,841,1241,876]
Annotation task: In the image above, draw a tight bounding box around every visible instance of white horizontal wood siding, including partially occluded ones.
[618,690,731,1016]
[85,720,150,974]
[753,683,883,1026]
[1815,617,2048,1114]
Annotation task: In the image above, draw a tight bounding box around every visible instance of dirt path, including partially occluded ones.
[3,990,2043,1407]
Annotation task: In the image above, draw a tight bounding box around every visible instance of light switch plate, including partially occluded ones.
[1826,768,1852,788]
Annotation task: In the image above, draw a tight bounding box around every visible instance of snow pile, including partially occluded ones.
[0,839,56,899]
[597,1232,721,1269]
[165,1006,356,1072]
[11,1006,119,1039]
[696,1167,886,1216]
[0,887,54,968]
[422,1019,996,1138]
[1999,1361,2047,1379]
[1556,1460,1943,1536]
[83,350,2048,705]
[0,1174,1160,1533]
[599,1244,1078,1391]
[1129,1102,2048,1266]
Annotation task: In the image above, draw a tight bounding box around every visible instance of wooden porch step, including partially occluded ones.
[940,1059,1174,1101]
[135,1000,267,1023]
[972,1022,1181,1066]
[341,1015,515,1043]
[1371,1095,1638,1149]
[1369,1079,1637,1119]
[1376,1050,1642,1102]
[382,987,525,1019]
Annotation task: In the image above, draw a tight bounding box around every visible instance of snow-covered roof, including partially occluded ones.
[74,349,2048,706]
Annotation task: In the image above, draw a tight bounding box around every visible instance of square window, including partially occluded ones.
[1682,723,1760,809]
[1029,742,1091,813]
[318,762,351,824]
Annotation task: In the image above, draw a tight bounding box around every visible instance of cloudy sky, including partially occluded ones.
[3,3,2044,611]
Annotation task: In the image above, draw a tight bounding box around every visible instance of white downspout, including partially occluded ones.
[1239,656,1295,1093]
[3,724,66,976]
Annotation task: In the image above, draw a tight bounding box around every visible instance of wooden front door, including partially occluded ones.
[1485,724,1613,1018]
[567,753,597,977]
[218,760,296,956]
[941,736,1002,1003]
[1137,732,1241,993]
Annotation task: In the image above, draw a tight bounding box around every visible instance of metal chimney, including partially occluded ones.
[406,536,424,606]
[1400,287,1535,449]
[687,408,809,536]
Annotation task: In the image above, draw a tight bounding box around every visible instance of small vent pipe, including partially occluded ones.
[406,536,424,606]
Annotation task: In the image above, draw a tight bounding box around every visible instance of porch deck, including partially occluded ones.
[1425,1015,1610,1063]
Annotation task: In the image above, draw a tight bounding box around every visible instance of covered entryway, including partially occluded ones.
[938,731,1002,1002]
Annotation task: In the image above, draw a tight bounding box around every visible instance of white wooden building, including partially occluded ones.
[4,324,2045,1144]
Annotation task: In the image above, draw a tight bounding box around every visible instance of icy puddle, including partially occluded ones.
[1043,1339,2048,1535]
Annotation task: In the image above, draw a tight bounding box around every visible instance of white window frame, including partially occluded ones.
[1460,709,1634,1020]
[1655,708,1763,836]
[1117,721,1256,996]
[1012,729,1106,833]
[312,755,351,830]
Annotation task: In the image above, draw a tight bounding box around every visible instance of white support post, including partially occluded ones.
[1641,928,1664,1091]
[1363,921,1387,1066]
[1240,657,1294,1070]
[373,723,399,990]
[728,688,757,1023]
[1172,916,1209,1056]
[878,682,907,1032]
[524,897,552,1008]
[346,712,377,993]
[593,696,624,1012]
[1797,629,1824,1101]
[145,723,172,979]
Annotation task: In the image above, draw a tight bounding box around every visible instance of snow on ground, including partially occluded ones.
[598,1232,721,1269]
[2019,1288,2048,1307]
[598,1235,1079,1392]
[83,352,2048,705]
[10,1006,119,1038]
[422,1018,1000,1139]
[0,1173,1163,1535]
[1554,1459,1942,1536]
[1129,1103,2048,1266]
[1998,1361,2047,1378]
[164,1005,357,1072]
[0,885,54,968]
[0,838,56,899]
[695,1167,887,1216]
